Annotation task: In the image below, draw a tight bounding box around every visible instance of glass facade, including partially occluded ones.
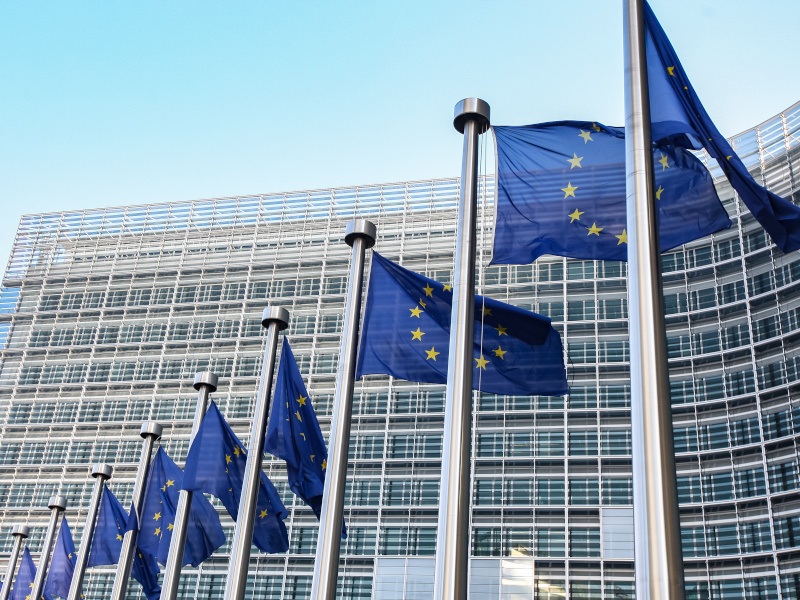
[0,101,799,599]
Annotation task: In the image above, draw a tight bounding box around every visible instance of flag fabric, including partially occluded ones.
[85,486,161,600]
[182,401,290,553]
[643,1,800,252]
[10,547,52,600]
[265,338,330,522]
[356,252,568,396]
[44,516,76,599]
[492,121,731,263]
[137,447,225,567]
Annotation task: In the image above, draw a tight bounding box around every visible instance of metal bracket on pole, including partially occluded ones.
[67,464,113,600]
[433,98,490,600]
[30,495,67,600]
[224,308,288,600]
[311,218,376,600]
[160,371,219,600]
[110,422,162,600]
[0,525,30,600]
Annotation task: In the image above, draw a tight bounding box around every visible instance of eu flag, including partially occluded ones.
[182,401,290,553]
[266,338,330,522]
[86,486,161,600]
[492,121,731,263]
[10,548,52,600]
[356,252,568,396]
[644,1,800,252]
[137,447,225,567]
[44,516,75,599]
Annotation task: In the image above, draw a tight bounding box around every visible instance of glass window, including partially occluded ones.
[536,478,565,505]
[569,528,600,558]
[602,478,633,505]
[569,478,599,505]
[568,430,598,456]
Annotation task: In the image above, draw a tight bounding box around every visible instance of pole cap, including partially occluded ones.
[194,371,219,392]
[48,496,67,511]
[140,421,163,439]
[11,525,30,538]
[453,97,490,134]
[344,219,377,249]
[91,463,113,480]
[261,306,290,331]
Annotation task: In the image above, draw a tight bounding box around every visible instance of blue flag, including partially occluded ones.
[137,447,225,566]
[182,401,290,553]
[356,252,568,396]
[10,548,52,600]
[86,486,161,600]
[492,121,731,263]
[644,1,800,252]
[44,516,76,599]
[266,338,341,532]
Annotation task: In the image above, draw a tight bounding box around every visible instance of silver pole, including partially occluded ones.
[310,219,377,600]
[160,371,218,600]
[30,495,67,600]
[67,463,113,600]
[624,1,685,598]
[110,421,163,600]
[0,525,29,600]
[434,98,490,600]
[224,307,289,600]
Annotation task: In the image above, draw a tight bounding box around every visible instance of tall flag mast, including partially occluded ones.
[0,526,29,600]
[433,98,490,600]
[311,219,376,600]
[624,1,684,598]
[29,495,67,600]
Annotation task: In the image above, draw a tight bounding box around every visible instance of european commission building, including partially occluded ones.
[1,102,799,600]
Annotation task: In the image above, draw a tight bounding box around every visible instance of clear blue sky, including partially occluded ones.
[2,1,799,271]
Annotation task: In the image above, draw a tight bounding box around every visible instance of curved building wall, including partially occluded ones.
[0,102,798,599]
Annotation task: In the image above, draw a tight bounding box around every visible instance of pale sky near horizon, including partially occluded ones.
[2,1,799,271]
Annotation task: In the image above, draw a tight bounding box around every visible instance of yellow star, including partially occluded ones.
[482,307,492,316]
[587,223,603,236]
[615,230,628,245]
[567,153,583,169]
[658,154,670,170]
[232,446,240,456]
[425,347,440,361]
[561,182,578,198]
[411,327,425,341]
[495,324,508,336]
[300,432,307,440]
[322,459,327,470]
[475,355,489,370]
[443,283,452,292]
[591,122,601,132]
[166,479,175,487]
[568,208,584,223]
[310,454,316,462]
[259,509,268,518]
[409,306,423,318]
[423,284,434,297]
[667,65,675,76]
[418,298,427,308]
[154,527,161,536]
[153,512,161,521]
[295,410,302,422]
[493,347,507,359]
[578,130,593,143]
[655,186,664,200]
[297,395,307,406]
[116,534,124,541]
[225,454,232,464]
[167,523,174,531]
[161,485,167,492]
[68,553,72,559]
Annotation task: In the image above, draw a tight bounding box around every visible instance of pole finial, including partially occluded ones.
[91,463,114,480]
[194,371,219,392]
[48,495,67,511]
[140,421,163,440]
[261,306,290,331]
[453,98,490,134]
[11,525,29,538]
[344,219,377,249]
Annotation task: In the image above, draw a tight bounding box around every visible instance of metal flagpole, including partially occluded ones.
[311,218,377,600]
[434,98,490,600]
[30,495,67,600]
[624,1,685,598]
[160,370,219,600]
[67,463,113,600]
[224,307,288,600]
[110,421,163,600]
[0,525,29,600]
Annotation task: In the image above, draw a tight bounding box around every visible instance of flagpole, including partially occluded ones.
[0,525,29,600]
[434,98,490,600]
[110,421,163,600]
[67,463,113,600]
[624,1,685,599]
[160,371,218,600]
[30,495,67,600]
[311,218,377,600]
[225,307,288,600]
